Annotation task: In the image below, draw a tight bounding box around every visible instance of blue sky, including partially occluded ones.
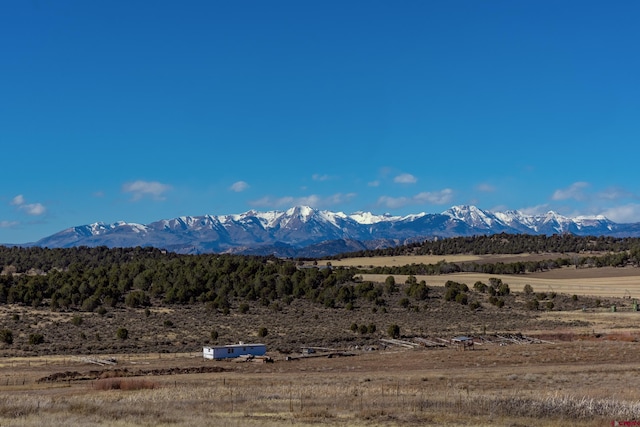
[2,1,640,244]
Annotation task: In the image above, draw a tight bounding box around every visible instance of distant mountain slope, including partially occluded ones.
[31,205,638,257]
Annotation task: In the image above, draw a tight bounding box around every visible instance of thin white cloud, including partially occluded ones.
[414,189,454,204]
[379,167,393,178]
[250,196,315,208]
[551,182,589,201]
[296,195,321,207]
[230,181,249,192]
[518,204,550,216]
[377,189,453,209]
[312,174,332,182]
[394,173,417,184]
[489,204,510,213]
[476,183,496,193]
[377,196,411,209]
[324,193,357,205]
[10,194,46,216]
[368,180,380,187]
[596,186,633,201]
[249,193,356,209]
[10,195,25,206]
[122,180,171,201]
[23,203,46,215]
[0,220,19,228]
[599,204,640,223]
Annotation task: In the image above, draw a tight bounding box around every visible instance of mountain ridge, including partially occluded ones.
[26,205,638,257]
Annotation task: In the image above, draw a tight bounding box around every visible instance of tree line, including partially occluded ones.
[331,233,640,259]
[363,250,639,276]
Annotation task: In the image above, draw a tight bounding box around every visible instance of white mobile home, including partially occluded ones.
[203,343,267,360]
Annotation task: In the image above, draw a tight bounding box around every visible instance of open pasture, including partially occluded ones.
[330,252,640,298]
[361,266,640,298]
[1,339,640,426]
[324,252,574,268]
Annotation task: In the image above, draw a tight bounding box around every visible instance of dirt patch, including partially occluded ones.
[37,365,228,383]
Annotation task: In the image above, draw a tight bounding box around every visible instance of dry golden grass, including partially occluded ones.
[323,252,578,268]
[1,341,639,426]
[93,378,159,391]
[326,254,485,267]
[359,266,640,298]
[328,252,640,297]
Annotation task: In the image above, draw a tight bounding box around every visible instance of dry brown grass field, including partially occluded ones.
[330,253,640,298]
[2,339,640,426]
[360,267,640,298]
[324,253,564,268]
[2,252,640,426]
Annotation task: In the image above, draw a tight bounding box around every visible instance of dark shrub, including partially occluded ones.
[116,327,129,340]
[0,329,13,345]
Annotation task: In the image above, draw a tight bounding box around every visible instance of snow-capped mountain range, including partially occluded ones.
[29,205,640,257]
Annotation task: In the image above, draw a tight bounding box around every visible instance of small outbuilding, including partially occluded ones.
[203,342,267,360]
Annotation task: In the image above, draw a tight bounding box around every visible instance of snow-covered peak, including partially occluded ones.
[573,215,613,231]
[400,212,427,222]
[316,210,346,227]
[84,222,107,235]
[542,211,570,223]
[286,206,314,221]
[349,211,401,224]
[127,223,148,234]
[83,221,147,235]
[442,205,494,227]
[575,214,608,221]
[252,210,282,228]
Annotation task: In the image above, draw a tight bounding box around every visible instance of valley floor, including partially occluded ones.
[1,339,639,426]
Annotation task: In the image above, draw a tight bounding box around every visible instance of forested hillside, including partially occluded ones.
[0,234,639,314]
[333,233,640,258]
[0,246,356,312]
